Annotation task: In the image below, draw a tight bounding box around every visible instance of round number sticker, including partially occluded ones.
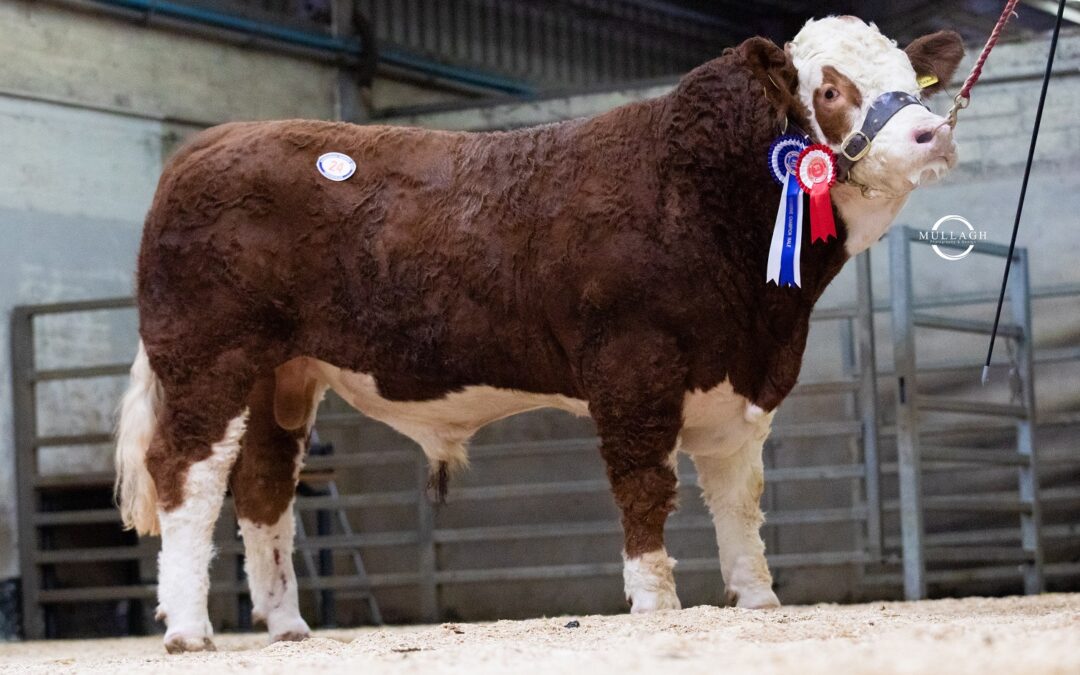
[316,152,357,182]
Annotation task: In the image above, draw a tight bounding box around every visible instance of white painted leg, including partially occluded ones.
[156,414,246,653]
[622,549,681,613]
[238,503,310,643]
[692,440,781,609]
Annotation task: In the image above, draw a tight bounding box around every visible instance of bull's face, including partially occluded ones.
[788,17,965,199]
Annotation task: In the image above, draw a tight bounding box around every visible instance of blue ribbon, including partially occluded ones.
[778,173,802,287]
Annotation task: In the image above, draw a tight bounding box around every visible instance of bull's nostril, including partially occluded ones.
[915,130,935,144]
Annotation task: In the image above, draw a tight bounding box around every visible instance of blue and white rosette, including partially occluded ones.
[766,134,807,288]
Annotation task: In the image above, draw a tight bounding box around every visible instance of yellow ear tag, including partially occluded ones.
[917,73,939,89]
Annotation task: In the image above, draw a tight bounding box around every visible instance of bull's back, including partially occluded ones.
[136,119,593,393]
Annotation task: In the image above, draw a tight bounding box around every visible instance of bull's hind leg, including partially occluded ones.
[585,332,686,613]
[690,431,781,609]
[231,367,322,643]
[147,363,254,653]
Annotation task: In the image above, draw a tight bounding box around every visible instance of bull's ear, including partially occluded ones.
[905,30,965,97]
[735,37,802,123]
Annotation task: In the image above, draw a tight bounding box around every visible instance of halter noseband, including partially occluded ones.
[786,90,928,184]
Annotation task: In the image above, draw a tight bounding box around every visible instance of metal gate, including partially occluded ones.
[889,226,1043,600]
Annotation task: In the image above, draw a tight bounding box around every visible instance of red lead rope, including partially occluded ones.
[947,0,1022,127]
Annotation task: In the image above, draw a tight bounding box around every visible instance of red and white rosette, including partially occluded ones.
[795,144,838,243]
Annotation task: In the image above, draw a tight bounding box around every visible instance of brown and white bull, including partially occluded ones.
[115,17,964,652]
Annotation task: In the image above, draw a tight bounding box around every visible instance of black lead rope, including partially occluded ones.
[982,0,1067,385]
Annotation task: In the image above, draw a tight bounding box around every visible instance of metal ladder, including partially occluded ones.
[889,226,1044,600]
[295,436,383,626]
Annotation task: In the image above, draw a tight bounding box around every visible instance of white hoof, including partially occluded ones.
[731,586,781,609]
[164,625,216,654]
[268,614,311,644]
[726,555,780,609]
[624,549,681,613]
[630,588,682,613]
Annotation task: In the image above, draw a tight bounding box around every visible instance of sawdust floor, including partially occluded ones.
[1,594,1077,674]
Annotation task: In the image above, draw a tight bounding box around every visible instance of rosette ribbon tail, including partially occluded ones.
[808,181,837,243]
[767,172,803,288]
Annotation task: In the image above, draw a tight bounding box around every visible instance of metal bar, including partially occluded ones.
[863,561,1080,588]
[889,228,926,600]
[916,397,1029,419]
[884,522,1080,548]
[315,506,336,627]
[12,307,44,639]
[38,586,157,603]
[1010,249,1045,594]
[433,506,867,544]
[231,531,419,551]
[33,433,113,448]
[433,550,872,584]
[855,251,883,562]
[302,449,415,468]
[450,465,866,503]
[769,420,863,439]
[919,446,1028,466]
[295,491,417,510]
[889,494,1032,512]
[327,483,383,625]
[12,296,134,316]
[33,508,121,526]
[415,459,438,623]
[923,546,1036,563]
[37,571,422,603]
[788,380,861,397]
[34,545,158,564]
[30,363,132,382]
[34,472,113,488]
[912,313,1024,339]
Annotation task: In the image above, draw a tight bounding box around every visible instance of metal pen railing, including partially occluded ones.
[889,225,1043,600]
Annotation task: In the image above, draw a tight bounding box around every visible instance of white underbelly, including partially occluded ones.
[313,360,589,465]
[312,360,770,463]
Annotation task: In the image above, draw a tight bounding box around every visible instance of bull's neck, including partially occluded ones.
[666,143,854,409]
[832,182,911,255]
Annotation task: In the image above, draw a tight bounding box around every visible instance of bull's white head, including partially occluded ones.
[787,17,965,253]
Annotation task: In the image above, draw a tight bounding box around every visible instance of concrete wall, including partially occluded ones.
[0,0,368,583]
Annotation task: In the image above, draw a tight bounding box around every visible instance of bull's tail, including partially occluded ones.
[114,341,163,536]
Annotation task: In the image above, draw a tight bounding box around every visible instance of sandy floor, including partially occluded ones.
[1,595,1077,674]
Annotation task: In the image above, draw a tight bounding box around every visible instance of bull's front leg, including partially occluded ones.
[584,331,687,613]
[689,428,781,609]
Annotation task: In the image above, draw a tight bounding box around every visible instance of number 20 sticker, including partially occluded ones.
[316,152,356,181]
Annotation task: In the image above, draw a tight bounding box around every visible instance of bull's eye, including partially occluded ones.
[824,87,839,101]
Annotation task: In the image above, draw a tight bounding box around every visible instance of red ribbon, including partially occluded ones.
[795,145,838,243]
[808,181,836,243]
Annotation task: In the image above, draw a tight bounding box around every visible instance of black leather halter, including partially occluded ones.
[785,90,928,183]
[837,91,927,179]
